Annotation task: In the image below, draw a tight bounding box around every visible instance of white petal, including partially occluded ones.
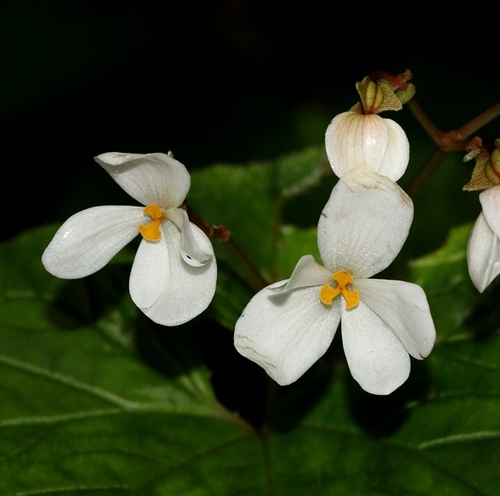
[42,206,144,279]
[341,301,411,395]
[318,165,413,278]
[234,285,341,385]
[479,185,500,238]
[467,213,500,292]
[129,220,216,326]
[95,152,191,208]
[167,208,212,267]
[355,278,436,359]
[269,255,332,293]
[325,111,409,181]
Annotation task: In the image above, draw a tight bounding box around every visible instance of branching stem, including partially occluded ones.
[407,99,500,151]
[403,99,500,200]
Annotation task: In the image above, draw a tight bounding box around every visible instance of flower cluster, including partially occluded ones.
[42,71,445,396]
[234,76,436,395]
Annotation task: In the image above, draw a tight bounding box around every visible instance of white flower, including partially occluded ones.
[234,166,435,395]
[325,110,410,181]
[467,185,500,292]
[42,152,217,326]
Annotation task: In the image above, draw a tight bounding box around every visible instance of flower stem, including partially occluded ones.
[223,236,269,291]
[185,202,269,291]
[407,99,500,151]
[458,101,500,141]
[403,146,448,201]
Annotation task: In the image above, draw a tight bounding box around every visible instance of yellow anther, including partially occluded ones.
[319,284,342,305]
[319,270,359,309]
[138,204,165,241]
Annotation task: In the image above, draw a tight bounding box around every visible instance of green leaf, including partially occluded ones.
[1,190,499,494]
[408,223,476,338]
[0,226,251,494]
[189,146,330,329]
[275,146,330,199]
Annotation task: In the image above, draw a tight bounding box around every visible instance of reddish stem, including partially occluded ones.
[185,202,268,290]
[407,99,500,152]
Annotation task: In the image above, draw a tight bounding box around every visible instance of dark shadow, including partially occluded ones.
[237,326,435,437]
[44,261,131,330]
[132,312,208,382]
[204,325,343,433]
[464,277,500,339]
[269,341,344,433]
[198,320,270,429]
[345,356,433,438]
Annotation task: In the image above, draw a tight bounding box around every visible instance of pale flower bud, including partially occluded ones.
[325,110,410,182]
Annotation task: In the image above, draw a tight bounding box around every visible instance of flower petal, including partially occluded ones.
[269,255,332,293]
[42,205,144,279]
[167,208,212,267]
[318,165,413,278]
[467,212,500,292]
[355,278,435,359]
[325,111,409,181]
[479,185,500,238]
[129,220,216,326]
[341,301,411,395]
[95,152,191,208]
[234,285,341,385]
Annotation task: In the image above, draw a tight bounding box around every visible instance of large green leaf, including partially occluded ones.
[0,192,498,494]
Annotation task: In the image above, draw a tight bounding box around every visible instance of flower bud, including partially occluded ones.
[485,147,500,184]
[353,73,410,115]
[463,139,500,191]
[325,110,410,181]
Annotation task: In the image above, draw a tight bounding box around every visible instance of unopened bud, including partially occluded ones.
[353,76,403,115]
[395,83,416,105]
[485,147,500,184]
[463,140,500,191]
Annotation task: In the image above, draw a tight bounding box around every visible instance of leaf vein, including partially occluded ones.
[0,354,136,411]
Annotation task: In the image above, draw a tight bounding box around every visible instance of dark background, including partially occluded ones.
[2,0,499,243]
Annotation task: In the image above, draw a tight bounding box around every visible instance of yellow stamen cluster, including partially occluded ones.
[138,204,165,241]
[320,271,359,309]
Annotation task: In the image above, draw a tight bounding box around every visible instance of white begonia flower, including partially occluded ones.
[325,110,410,182]
[467,185,500,292]
[234,165,435,395]
[42,152,217,326]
